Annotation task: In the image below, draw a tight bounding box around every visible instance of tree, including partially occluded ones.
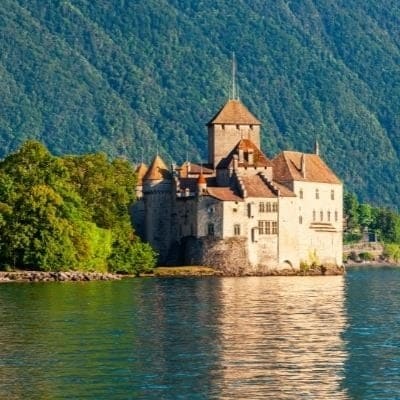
[344,192,360,231]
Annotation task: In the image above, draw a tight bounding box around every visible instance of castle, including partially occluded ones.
[132,97,343,275]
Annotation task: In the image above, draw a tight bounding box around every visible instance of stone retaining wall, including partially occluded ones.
[0,271,121,283]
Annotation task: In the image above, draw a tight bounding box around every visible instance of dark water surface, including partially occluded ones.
[0,267,400,399]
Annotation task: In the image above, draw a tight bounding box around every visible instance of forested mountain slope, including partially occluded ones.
[1,0,400,206]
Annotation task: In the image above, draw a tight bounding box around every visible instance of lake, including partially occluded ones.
[0,267,400,399]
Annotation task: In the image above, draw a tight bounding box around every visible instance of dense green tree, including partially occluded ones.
[344,192,360,231]
[2,1,400,207]
[0,141,156,272]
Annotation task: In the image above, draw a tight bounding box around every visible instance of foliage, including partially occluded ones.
[0,141,156,272]
[344,191,400,244]
[383,244,400,263]
[358,252,374,261]
[1,1,400,206]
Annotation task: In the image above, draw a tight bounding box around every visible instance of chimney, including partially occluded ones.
[197,173,207,195]
[248,149,254,165]
[301,154,306,178]
[238,149,244,163]
[233,154,239,170]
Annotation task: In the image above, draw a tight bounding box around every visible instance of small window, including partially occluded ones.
[313,210,316,221]
[234,224,241,236]
[299,189,303,199]
[258,220,265,235]
[265,221,271,235]
[331,190,335,200]
[266,202,272,212]
[335,210,338,222]
[327,211,331,222]
[299,216,303,224]
[259,202,265,213]
[272,202,278,212]
[320,210,323,221]
[208,223,214,236]
[316,188,319,199]
[272,221,278,234]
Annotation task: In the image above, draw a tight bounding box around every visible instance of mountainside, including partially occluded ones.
[1,1,400,206]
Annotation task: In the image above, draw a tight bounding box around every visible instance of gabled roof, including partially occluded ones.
[143,155,171,181]
[241,175,277,198]
[217,138,272,169]
[272,151,341,184]
[206,187,244,202]
[207,99,261,126]
[135,163,148,185]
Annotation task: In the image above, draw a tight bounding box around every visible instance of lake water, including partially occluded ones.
[0,267,400,399]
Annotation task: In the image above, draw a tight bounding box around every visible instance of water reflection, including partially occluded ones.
[0,276,349,399]
[214,277,348,399]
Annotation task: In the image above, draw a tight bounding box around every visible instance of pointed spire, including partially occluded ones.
[314,138,320,156]
[143,154,170,181]
[231,52,239,100]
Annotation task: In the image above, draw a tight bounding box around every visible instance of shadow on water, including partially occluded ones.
[0,275,357,399]
[342,267,400,400]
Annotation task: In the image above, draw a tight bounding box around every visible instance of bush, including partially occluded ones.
[358,252,374,261]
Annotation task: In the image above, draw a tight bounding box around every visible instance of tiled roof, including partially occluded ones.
[241,175,277,198]
[272,181,296,197]
[206,187,244,202]
[217,139,272,169]
[143,155,171,181]
[272,151,341,184]
[239,175,296,198]
[178,162,214,178]
[135,163,148,185]
[207,99,261,126]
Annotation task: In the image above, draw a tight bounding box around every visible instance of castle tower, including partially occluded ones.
[207,99,261,168]
[143,155,172,263]
[130,162,148,239]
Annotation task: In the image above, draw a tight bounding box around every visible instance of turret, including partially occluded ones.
[197,173,207,195]
[143,155,173,263]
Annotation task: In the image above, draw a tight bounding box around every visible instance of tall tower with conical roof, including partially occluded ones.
[142,154,173,262]
[207,99,261,167]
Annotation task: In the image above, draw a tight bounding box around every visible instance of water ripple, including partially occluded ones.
[0,269,399,398]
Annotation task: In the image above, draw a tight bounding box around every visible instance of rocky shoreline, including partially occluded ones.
[0,271,122,283]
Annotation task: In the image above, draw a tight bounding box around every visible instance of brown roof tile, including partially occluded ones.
[239,175,296,198]
[135,163,148,185]
[272,151,341,184]
[206,187,244,202]
[217,139,272,169]
[178,162,214,178]
[143,155,171,181]
[241,175,277,198]
[207,99,261,126]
